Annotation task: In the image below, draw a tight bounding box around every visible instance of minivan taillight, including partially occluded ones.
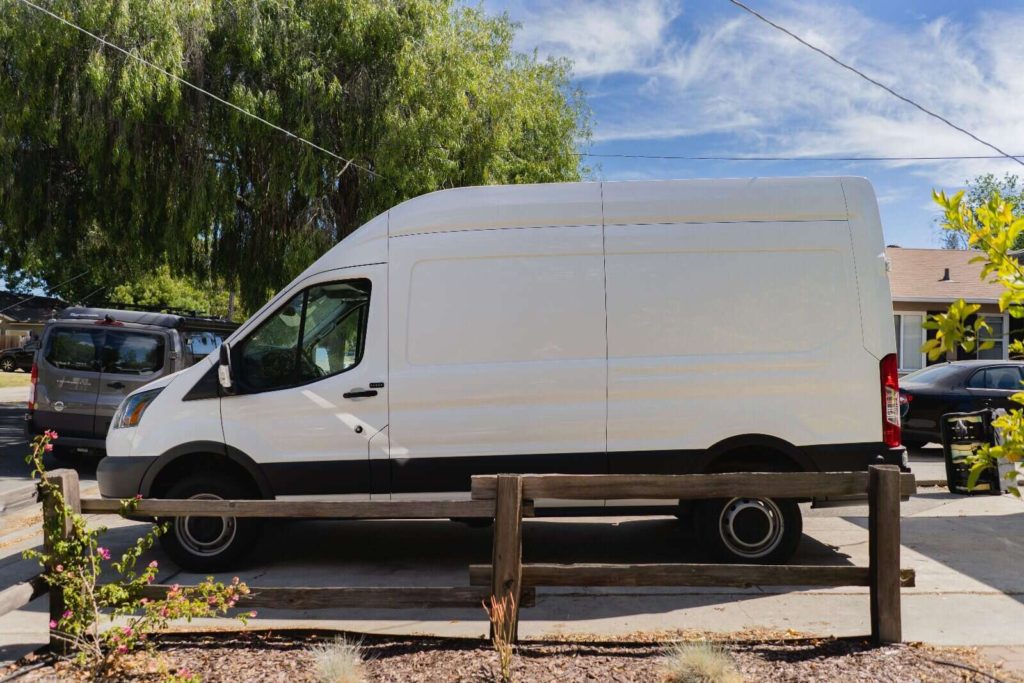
[880,353,900,448]
[28,361,37,412]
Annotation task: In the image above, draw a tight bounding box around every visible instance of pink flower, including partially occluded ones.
[249,611,257,618]
[139,598,149,605]
[122,626,133,636]
[44,443,53,452]
[48,619,57,629]
[135,494,143,500]
[54,564,63,573]
[62,610,72,620]
[160,607,169,618]
[207,596,217,605]
[97,547,111,560]
[146,574,154,584]
[44,429,58,439]
[116,645,128,655]
[148,560,158,568]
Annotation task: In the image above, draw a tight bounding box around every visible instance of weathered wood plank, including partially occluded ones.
[489,475,524,641]
[0,574,46,619]
[43,469,79,654]
[470,563,917,588]
[130,585,535,610]
[471,472,917,501]
[870,465,903,644]
[79,498,522,519]
[0,482,38,514]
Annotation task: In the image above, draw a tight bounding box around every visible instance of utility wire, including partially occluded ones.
[728,0,1024,168]
[578,153,1024,162]
[15,0,383,181]
[0,270,90,316]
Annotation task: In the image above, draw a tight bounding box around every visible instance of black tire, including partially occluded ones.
[0,358,14,372]
[696,496,802,564]
[158,473,262,572]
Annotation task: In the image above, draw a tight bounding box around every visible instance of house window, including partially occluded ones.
[978,314,1008,360]
[894,313,925,372]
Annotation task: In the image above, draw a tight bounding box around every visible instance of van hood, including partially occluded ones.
[127,364,193,396]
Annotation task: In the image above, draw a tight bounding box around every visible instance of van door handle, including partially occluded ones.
[107,382,125,390]
[343,389,378,399]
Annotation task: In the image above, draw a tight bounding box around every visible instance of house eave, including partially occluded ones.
[892,296,1001,305]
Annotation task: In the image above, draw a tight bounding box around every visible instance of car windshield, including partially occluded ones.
[901,364,962,385]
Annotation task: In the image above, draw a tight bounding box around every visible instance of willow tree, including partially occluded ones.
[0,0,588,309]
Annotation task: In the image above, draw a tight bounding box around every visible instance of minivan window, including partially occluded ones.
[184,331,226,362]
[45,328,103,371]
[102,331,165,374]
[237,280,371,392]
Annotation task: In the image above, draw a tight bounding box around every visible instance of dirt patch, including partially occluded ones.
[6,630,1017,682]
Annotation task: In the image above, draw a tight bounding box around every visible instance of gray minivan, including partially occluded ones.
[27,307,235,455]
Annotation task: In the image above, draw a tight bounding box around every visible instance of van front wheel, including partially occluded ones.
[158,474,262,572]
[696,497,802,564]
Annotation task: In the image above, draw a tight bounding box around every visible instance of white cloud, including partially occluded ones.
[507,0,681,78]
[503,1,1024,185]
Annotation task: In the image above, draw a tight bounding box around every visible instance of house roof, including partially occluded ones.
[886,247,1004,303]
[0,291,66,324]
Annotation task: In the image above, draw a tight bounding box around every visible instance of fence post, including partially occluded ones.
[868,464,901,644]
[42,468,79,654]
[490,474,524,642]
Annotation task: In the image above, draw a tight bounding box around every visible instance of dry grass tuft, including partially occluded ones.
[309,637,367,683]
[659,641,743,683]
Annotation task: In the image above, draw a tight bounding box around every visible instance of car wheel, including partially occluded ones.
[0,358,14,372]
[158,474,262,572]
[696,496,802,564]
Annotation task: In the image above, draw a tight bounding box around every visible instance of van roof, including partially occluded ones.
[55,307,236,333]
[387,176,862,238]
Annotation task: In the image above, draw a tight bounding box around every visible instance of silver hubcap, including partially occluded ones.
[0,360,12,370]
[718,497,784,559]
[175,493,237,557]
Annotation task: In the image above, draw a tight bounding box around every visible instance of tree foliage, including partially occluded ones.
[939,174,1024,249]
[0,0,589,309]
[109,265,232,318]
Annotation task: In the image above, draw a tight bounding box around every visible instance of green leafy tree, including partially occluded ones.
[939,174,1024,249]
[109,265,233,318]
[0,0,589,309]
[929,189,1024,493]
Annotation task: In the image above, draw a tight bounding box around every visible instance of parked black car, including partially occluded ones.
[0,341,37,372]
[900,360,1024,448]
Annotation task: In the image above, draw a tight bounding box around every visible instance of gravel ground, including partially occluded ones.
[5,630,1018,682]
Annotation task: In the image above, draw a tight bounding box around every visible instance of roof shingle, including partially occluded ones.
[886,247,1003,303]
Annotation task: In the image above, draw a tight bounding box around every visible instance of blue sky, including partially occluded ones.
[484,0,1024,247]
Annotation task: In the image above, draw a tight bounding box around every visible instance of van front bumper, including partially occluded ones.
[97,456,156,498]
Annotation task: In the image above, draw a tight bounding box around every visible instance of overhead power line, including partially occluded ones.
[15,0,383,180]
[727,0,1024,169]
[579,153,1024,162]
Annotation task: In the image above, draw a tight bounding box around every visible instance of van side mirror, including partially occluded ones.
[217,343,233,391]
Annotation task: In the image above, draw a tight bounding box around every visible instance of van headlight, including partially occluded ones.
[113,388,163,429]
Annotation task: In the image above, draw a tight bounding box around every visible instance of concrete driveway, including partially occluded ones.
[0,406,1021,665]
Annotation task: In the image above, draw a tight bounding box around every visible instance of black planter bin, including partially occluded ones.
[939,409,1004,495]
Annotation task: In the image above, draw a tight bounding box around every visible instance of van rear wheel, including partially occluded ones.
[696,496,802,564]
[158,474,262,572]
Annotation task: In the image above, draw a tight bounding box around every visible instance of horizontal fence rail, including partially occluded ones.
[15,466,914,652]
[468,563,916,589]
[80,498,534,519]
[471,471,918,501]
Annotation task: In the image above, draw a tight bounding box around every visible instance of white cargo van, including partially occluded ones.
[98,177,905,570]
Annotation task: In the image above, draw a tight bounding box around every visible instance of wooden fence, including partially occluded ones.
[0,465,915,652]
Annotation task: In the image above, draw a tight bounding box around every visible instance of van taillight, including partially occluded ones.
[28,362,37,412]
[880,353,900,448]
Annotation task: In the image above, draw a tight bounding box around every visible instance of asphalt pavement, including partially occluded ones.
[0,406,1021,670]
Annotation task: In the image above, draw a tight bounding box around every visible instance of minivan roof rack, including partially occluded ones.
[56,307,237,333]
